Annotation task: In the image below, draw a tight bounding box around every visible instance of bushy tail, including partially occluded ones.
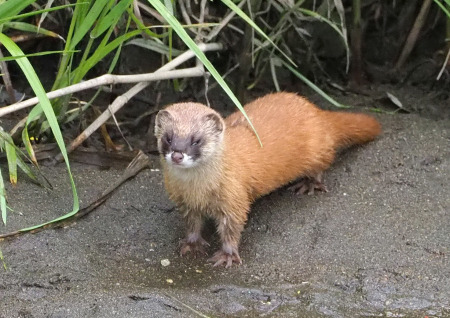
[325,111,382,149]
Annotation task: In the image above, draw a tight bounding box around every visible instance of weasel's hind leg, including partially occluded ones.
[288,172,328,195]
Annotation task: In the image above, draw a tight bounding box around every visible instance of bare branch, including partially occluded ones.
[0,42,223,118]
[177,0,192,25]
[205,0,247,42]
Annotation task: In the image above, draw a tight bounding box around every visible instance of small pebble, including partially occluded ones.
[166,279,173,284]
[161,259,170,267]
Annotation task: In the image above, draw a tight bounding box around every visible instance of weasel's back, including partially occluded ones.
[223,92,380,199]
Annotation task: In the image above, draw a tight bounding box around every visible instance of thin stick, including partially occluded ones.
[395,0,432,69]
[436,47,450,80]
[0,42,223,118]
[196,0,208,42]
[136,1,165,23]
[205,0,247,42]
[185,0,193,16]
[0,48,16,104]
[177,0,192,25]
[133,0,143,25]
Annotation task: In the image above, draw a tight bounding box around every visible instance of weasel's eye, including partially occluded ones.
[191,139,201,146]
[165,136,172,144]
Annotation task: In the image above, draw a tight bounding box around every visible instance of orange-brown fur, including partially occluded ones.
[156,92,381,267]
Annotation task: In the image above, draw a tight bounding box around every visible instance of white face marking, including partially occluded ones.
[164,151,197,169]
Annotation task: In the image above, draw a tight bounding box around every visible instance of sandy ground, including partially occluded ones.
[0,111,449,317]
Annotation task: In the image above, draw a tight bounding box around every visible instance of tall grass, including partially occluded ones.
[0,33,79,226]
[0,0,80,225]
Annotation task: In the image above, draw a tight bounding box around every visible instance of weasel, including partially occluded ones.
[154,92,381,268]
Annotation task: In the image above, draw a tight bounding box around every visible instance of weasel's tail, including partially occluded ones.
[325,111,382,149]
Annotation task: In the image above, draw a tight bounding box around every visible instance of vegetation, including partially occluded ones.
[0,0,449,231]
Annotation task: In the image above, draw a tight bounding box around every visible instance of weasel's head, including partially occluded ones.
[154,102,225,169]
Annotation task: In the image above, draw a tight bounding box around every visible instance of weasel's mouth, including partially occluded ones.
[170,159,187,167]
[165,152,195,168]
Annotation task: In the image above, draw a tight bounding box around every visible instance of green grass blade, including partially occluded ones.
[147,0,262,145]
[77,29,142,78]
[36,0,55,31]
[126,38,182,56]
[69,0,109,49]
[0,33,79,224]
[0,2,83,25]
[434,0,450,17]
[4,137,17,185]
[15,155,40,184]
[0,129,18,185]
[106,14,132,73]
[0,168,7,224]
[0,50,78,62]
[0,129,45,186]
[1,138,40,184]
[0,0,36,20]
[297,8,345,39]
[18,130,41,180]
[270,57,281,92]
[282,61,350,109]
[52,0,85,90]
[4,22,64,41]
[91,0,134,38]
[221,0,296,67]
[127,7,165,38]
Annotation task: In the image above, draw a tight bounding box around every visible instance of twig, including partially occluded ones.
[0,42,223,118]
[195,0,208,42]
[395,0,433,70]
[0,48,16,104]
[176,0,199,38]
[107,104,133,151]
[185,0,193,16]
[136,1,165,23]
[205,0,247,42]
[133,0,143,25]
[436,47,450,80]
[0,70,195,117]
[196,63,239,99]
[177,0,192,25]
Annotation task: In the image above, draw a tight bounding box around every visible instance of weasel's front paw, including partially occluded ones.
[208,249,242,268]
[179,237,209,256]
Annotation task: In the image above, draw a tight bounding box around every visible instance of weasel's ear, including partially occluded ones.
[204,113,224,134]
[154,110,173,137]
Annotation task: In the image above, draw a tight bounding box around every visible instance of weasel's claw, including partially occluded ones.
[179,237,209,257]
[208,250,242,268]
[288,177,328,195]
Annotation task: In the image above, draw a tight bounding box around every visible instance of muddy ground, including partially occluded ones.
[0,90,449,317]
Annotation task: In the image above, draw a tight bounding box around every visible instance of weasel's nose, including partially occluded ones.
[171,152,184,164]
